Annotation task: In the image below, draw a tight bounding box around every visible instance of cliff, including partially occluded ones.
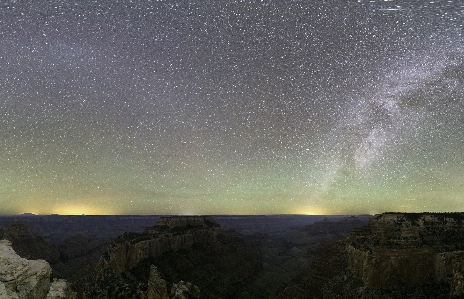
[0,240,75,299]
[0,239,51,299]
[275,213,464,299]
[347,212,464,296]
[86,216,262,299]
[97,216,220,275]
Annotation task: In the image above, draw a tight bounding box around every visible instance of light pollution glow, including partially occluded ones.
[1,1,464,215]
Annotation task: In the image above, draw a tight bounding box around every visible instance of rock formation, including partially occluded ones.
[170,281,200,299]
[0,239,51,299]
[86,216,262,299]
[0,240,52,299]
[451,254,464,297]
[97,216,221,275]
[0,240,75,299]
[347,212,464,295]
[46,279,76,299]
[276,213,464,299]
[145,265,200,299]
[147,265,169,299]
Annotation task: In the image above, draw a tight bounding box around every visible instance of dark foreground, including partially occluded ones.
[1,213,463,298]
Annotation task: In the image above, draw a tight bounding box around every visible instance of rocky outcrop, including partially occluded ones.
[97,216,220,275]
[46,279,76,299]
[0,221,60,263]
[86,216,262,299]
[0,240,76,299]
[451,253,464,297]
[145,265,200,299]
[147,265,169,299]
[347,212,464,296]
[170,281,200,299]
[275,213,464,299]
[0,239,51,299]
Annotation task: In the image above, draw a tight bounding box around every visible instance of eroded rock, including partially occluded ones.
[170,281,200,299]
[147,265,169,299]
[0,239,51,299]
[88,216,261,299]
[347,212,464,296]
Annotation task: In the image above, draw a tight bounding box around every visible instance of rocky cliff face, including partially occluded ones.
[347,212,464,296]
[451,253,464,297]
[86,216,262,299]
[97,216,220,275]
[0,239,51,299]
[0,240,75,299]
[275,213,464,299]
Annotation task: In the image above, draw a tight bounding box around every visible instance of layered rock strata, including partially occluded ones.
[98,216,220,275]
[89,216,262,299]
[347,212,464,295]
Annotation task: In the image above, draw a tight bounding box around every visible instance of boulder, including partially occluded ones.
[0,240,51,299]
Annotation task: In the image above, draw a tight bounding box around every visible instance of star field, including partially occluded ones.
[1,0,463,215]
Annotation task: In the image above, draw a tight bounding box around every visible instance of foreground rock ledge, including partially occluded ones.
[0,239,75,299]
[0,239,51,299]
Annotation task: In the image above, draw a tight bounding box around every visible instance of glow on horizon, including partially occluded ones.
[1,1,463,215]
[19,200,121,216]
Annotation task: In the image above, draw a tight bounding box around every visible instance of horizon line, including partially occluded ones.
[2,213,371,217]
[2,211,464,217]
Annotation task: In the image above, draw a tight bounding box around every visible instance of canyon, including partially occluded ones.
[277,212,464,299]
[5,212,464,298]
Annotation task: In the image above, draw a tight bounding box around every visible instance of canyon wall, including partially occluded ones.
[347,212,464,295]
[89,216,262,299]
[97,216,219,275]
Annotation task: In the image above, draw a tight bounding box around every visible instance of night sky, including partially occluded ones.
[1,0,463,215]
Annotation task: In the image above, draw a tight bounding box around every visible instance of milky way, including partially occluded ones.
[0,0,463,215]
